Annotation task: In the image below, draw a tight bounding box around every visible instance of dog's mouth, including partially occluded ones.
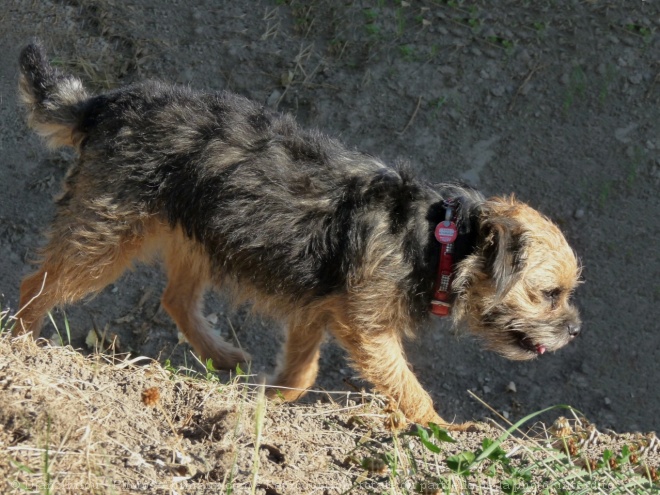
[510,331,546,355]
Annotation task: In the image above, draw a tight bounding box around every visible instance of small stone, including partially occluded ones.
[614,123,638,143]
[502,410,510,419]
[506,381,517,393]
[628,73,643,85]
[573,208,585,219]
[175,451,192,465]
[266,89,281,108]
[126,452,147,468]
[483,385,491,394]
[491,85,505,97]
[517,49,531,64]
[604,397,612,406]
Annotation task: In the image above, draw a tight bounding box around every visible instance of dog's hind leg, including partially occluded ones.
[267,311,325,401]
[161,230,250,370]
[14,203,154,338]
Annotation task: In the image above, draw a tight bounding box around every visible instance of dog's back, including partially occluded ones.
[18,43,440,307]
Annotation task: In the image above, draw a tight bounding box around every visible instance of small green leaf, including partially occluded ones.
[501,478,524,495]
[480,438,508,464]
[412,425,442,453]
[428,422,457,443]
[446,451,475,474]
[404,424,445,453]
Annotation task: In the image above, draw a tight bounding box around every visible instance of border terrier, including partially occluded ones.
[14,43,581,429]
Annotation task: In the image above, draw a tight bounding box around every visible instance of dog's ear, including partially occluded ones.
[479,200,527,298]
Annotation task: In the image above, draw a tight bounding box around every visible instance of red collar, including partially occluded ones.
[430,199,459,317]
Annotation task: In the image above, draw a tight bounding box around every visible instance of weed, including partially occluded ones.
[46,310,72,346]
[204,358,220,382]
[395,8,406,37]
[9,457,37,491]
[598,63,618,105]
[563,65,587,113]
[532,21,547,32]
[405,422,456,454]
[364,24,380,38]
[598,180,613,208]
[42,418,52,495]
[163,358,178,375]
[626,146,644,188]
[0,308,11,335]
[626,23,654,43]
[487,35,515,53]
[465,6,481,31]
[362,7,382,39]
[292,5,314,37]
[430,96,448,119]
[398,44,414,61]
[249,385,266,495]
[363,8,378,24]
[428,43,440,60]
[328,38,349,60]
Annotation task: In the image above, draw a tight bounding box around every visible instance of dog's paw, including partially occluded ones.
[202,345,251,371]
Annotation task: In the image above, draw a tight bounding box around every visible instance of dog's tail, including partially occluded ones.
[19,42,89,149]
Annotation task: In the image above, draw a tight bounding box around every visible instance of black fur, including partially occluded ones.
[18,43,487,323]
[17,44,583,426]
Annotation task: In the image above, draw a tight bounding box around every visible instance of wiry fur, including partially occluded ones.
[14,43,581,429]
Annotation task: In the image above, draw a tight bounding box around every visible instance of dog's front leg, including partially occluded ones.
[329,322,448,427]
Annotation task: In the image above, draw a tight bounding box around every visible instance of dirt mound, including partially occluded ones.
[0,0,658,438]
[1,335,657,494]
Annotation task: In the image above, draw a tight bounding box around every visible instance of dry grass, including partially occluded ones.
[0,316,657,494]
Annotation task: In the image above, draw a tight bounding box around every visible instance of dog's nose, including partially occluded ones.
[567,323,581,337]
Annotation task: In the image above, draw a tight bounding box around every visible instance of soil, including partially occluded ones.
[0,0,658,450]
[2,336,658,494]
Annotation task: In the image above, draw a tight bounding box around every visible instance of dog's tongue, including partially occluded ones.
[536,344,547,355]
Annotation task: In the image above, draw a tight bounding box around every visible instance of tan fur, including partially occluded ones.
[16,45,582,430]
[18,73,88,149]
[14,191,580,431]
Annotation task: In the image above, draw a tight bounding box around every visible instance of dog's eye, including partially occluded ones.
[542,288,562,308]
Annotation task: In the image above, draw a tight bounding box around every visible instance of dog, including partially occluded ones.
[14,43,581,429]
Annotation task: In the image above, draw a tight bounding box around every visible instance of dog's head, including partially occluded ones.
[452,196,582,360]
